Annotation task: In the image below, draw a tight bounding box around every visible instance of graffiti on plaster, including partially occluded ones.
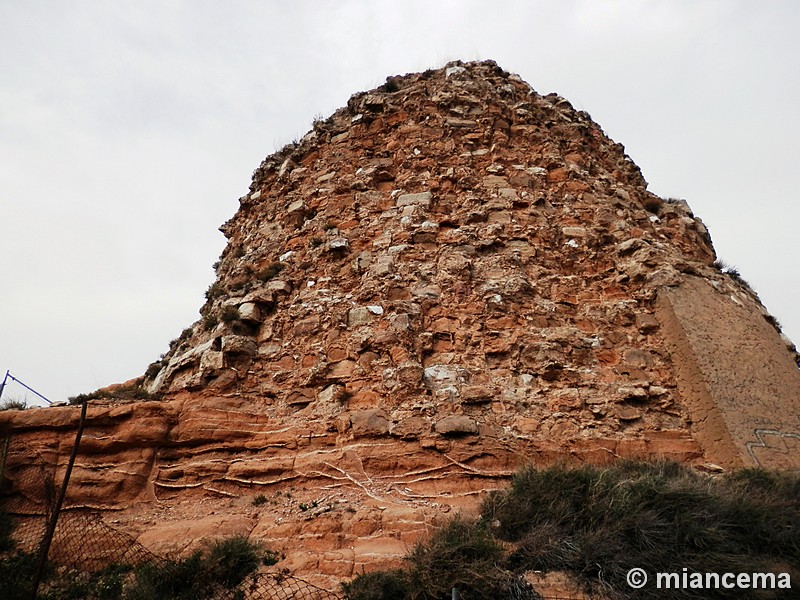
[745,429,800,467]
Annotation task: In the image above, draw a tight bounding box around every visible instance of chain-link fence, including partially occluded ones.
[0,414,585,600]
[0,431,342,600]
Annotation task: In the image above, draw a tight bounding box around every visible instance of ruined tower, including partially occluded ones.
[2,60,798,587]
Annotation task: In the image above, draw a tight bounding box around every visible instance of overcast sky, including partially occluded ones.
[1,1,798,405]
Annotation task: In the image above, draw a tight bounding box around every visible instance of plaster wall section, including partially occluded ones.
[656,276,800,469]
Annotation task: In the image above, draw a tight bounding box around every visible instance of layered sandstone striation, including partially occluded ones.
[2,60,798,589]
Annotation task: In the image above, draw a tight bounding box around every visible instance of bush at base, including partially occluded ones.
[0,518,276,600]
[125,536,274,600]
[343,461,800,600]
[484,461,800,599]
[341,570,409,600]
[344,517,539,600]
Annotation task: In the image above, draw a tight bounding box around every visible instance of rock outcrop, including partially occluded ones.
[2,60,798,589]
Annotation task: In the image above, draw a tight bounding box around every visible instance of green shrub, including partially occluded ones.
[0,514,278,600]
[0,551,38,600]
[257,262,285,282]
[404,516,528,600]
[220,305,240,323]
[91,563,133,600]
[68,385,160,405]
[68,391,101,404]
[126,553,205,600]
[0,552,132,600]
[0,509,16,553]
[262,549,281,567]
[204,536,263,588]
[713,259,752,290]
[348,462,800,600]
[483,461,800,599]
[344,516,537,600]
[202,313,219,331]
[204,282,224,301]
[342,569,409,600]
[124,536,272,600]
[381,77,400,93]
[168,327,194,350]
[0,398,27,411]
[764,314,783,333]
[144,360,164,380]
[642,196,663,214]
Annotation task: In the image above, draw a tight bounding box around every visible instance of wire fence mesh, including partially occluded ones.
[0,432,342,600]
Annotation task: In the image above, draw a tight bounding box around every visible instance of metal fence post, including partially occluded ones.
[29,399,88,599]
[0,370,9,401]
[0,434,9,488]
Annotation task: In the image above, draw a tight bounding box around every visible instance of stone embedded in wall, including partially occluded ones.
[318,383,346,404]
[435,415,478,436]
[347,307,372,327]
[350,409,390,437]
[237,302,261,323]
